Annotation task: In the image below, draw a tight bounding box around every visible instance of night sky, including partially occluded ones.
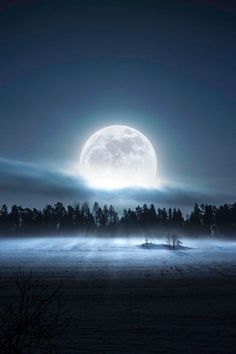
[0,0,235,208]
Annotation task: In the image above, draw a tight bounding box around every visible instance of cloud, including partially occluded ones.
[118,186,225,206]
[0,157,91,199]
[0,157,232,208]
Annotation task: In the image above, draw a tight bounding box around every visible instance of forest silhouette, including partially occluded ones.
[0,202,236,237]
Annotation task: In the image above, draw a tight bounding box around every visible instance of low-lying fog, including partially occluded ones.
[0,236,235,278]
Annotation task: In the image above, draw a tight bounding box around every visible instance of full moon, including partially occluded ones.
[79,125,157,189]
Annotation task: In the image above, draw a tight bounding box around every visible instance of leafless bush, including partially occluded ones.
[0,269,70,354]
[166,233,182,249]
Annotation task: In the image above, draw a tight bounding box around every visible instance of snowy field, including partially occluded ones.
[0,236,235,278]
[0,236,236,353]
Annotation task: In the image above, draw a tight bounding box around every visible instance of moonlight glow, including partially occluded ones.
[79,125,157,189]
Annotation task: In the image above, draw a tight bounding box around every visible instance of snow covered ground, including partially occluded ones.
[0,236,236,353]
[0,236,235,278]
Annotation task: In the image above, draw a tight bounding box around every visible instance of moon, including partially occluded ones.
[79,125,157,189]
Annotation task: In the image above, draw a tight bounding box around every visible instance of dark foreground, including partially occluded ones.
[1,274,236,353]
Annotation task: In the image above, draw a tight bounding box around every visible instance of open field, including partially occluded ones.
[0,237,236,353]
[0,236,236,278]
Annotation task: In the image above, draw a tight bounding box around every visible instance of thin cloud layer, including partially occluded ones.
[0,157,232,208]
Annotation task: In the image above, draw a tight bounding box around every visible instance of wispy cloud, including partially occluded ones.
[0,157,232,208]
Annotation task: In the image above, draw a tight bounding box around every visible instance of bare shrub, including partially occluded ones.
[0,269,69,354]
[166,233,182,249]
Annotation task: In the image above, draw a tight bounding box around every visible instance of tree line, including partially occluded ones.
[0,202,236,237]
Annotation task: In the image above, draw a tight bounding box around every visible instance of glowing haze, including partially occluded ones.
[79,125,157,189]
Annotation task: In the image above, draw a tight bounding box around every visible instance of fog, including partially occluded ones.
[0,236,235,279]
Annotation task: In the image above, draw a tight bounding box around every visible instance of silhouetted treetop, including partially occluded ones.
[0,202,235,237]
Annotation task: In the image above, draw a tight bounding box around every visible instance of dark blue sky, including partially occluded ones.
[0,0,235,207]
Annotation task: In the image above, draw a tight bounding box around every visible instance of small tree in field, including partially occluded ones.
[166,233,182,249]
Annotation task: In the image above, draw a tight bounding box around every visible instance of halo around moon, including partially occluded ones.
[79,125,157,189]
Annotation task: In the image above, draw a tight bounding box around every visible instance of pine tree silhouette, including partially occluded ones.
[0,202,235,237]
